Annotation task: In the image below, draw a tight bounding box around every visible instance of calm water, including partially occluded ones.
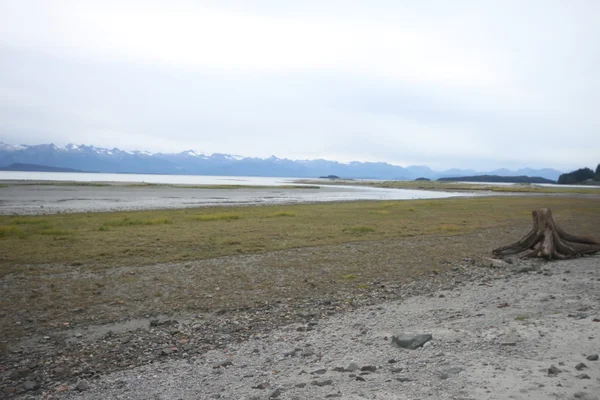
[0,171,301,186]
[0,171,479,214]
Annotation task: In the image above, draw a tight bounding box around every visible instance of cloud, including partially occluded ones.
[0,0,599,170]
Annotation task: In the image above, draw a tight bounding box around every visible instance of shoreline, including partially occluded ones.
[0,181,477,216]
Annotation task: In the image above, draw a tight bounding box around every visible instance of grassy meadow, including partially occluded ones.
[1,196,599,276]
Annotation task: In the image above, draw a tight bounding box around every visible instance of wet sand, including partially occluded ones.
[0,181,474,215]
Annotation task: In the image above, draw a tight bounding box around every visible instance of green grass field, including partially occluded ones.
[1,196,599,276]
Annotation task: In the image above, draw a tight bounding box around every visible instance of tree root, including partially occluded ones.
[493,208,600,260]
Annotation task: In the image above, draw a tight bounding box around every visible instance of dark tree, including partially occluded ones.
[596,164,600,181]
[557,167,594,184]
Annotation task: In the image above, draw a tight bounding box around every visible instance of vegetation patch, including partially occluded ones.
[437,224,462,233]
[39,228,72,236]
[0,225,26,238]
[343,226,376,234]
[370,210,390,215]
[270,211,296,217]
[102,216,172,227]
[10,217,50,225]
[194,213,241,222]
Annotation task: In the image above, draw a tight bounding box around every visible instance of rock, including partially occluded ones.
[586,353,598,361]
[295,383,306,388]
[355,376,365,382]
[482,258,511,268]
[446,367,463,374]
[575,363,587,370]
[391,333,432,350]
[397,377,412,382]
[252,382,270,389]
[311,368,327,375]
[160,348,173,356]
[360,365,377,372]
[75,381,90,391]
[575,374,590,379]
[568,313,588,320]
[23,381,39,391]
[513,265,539,273]
[345,362,359,372]
[390,367,404,373]
[270,388,284,398]
[548,365,562,375]
[311,379,333,387]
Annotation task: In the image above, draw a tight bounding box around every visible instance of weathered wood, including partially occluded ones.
[493,208,600,260]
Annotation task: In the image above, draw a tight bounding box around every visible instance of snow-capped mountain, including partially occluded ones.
[0,142,564,180]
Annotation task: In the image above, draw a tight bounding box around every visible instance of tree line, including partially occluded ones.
[557,164,600,184]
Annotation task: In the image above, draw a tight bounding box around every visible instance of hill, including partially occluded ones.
[0,163,83,173]
[437,175,555,184]
[558,164,600,184]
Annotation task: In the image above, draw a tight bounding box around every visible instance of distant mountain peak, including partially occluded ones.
[0,141,564,181]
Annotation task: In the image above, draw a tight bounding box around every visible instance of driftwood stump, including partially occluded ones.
[493,208,600,260]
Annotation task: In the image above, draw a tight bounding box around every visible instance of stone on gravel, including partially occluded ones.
[270,388,284,398]
[391,333,432,350]
[23,381,39,391]
[360,365,377,372]
[345,362,359,372]
[576,374,591,379]
[586,353,598,361]
[482,258,511,268]
[547,365,562,375]
[311,379,333,387]
[75,381,90,392]
[575,363,587,370]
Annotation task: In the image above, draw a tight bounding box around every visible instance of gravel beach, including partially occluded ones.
[8,255,596,400]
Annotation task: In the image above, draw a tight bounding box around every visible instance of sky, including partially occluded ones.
[0,0,599,171]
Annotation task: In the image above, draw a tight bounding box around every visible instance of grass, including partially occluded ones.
[1,196,599,276]
[102,216,173,227]
[193,213,241,222]
[343,226,376,234]
[271,211,296,217]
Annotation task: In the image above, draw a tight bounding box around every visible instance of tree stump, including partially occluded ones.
[493,208,600,260]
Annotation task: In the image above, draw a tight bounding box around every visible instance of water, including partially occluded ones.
[0,171,478,214]
[0,171,301,186]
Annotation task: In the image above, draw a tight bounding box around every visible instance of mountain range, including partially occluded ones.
[0,142,563,181]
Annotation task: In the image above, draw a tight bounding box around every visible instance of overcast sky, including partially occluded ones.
[1,0,599,170]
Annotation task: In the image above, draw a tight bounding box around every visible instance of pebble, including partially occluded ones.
[75,381,90,391]
[585,354,598,361]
